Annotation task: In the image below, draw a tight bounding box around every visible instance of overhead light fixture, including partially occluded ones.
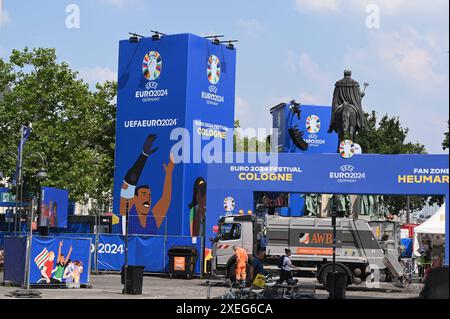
[128,32,144,43]
[204,35,224,45]
[151,30,166,41]
[289,100,302,120]
[36,168,48,179]
[220,40,238,50]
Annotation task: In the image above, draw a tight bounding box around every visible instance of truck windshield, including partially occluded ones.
[219,223,241,241]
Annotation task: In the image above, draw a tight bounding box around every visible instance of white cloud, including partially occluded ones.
[236,18,262,39]
[295,0,339,13]
[299,92,319,104]
[235,96,250,124]
[98,0,141,8]
[236,96,249,109]
[286,51,333,85]
[294,0,449,15]
[78,66,117,87]
[0,9,11,27]
[350,0,449,15]
[374,28,448,92]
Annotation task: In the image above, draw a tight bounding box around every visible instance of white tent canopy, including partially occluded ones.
[415,204,445,235]
[413,204,446,258]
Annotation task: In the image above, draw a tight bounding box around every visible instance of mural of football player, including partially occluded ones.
[188,177,206,237]
[119,134,175,234]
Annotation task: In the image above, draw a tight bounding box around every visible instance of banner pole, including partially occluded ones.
[123,200,129,295]
[14,126,24,234]
[163,217,167,275]
[25,197,36,291]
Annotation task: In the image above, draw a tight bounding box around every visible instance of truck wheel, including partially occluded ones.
[319,264,349,287]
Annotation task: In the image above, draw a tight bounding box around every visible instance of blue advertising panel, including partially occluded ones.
[271,104,338,154]
[97,234,125,271]
[129,236,165,272]
[3,236,27,285]
[29,236,91,285]
[96,234,202,274]
[206,153,449,262]
[113,33,236,239]
[40,187,69,228]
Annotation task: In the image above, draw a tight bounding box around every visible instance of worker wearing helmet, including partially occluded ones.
[233,245,248,287]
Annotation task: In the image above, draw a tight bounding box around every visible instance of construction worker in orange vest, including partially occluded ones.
[233,245,248,287]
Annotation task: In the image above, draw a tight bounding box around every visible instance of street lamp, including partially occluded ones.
[16,151,48,233]
[9,152,47,299]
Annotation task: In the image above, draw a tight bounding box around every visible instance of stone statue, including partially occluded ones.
[331,194,351,217]
[302,193,322,217]
[328,70,368,151]
[361,195,389,220]
[360,195,375,218]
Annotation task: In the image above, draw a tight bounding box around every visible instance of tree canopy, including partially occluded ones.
[0,48,116,209]
[354,111,443,214]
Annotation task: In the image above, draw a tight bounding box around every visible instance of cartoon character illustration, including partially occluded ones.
[189,177,206,236]
[34,240,72,285]
[120,134,175,234]
[63,260,75,284]
[34,247,53,284]
[53,240,72,283]
[63,260,84,287]
[73,261,83,283]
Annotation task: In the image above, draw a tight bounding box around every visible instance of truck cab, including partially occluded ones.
[211,215,258,278]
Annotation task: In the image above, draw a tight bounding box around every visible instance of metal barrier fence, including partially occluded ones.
[0,231,204,276]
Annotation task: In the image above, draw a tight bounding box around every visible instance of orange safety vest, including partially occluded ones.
[235,247,248,265]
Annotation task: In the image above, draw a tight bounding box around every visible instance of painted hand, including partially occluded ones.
[163,154,175,174]
[143,134,159,156]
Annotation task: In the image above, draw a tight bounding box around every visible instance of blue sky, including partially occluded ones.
[0,0,448,154]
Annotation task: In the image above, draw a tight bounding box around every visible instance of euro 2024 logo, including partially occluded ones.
[306,115,321,134]
[202,55,225,105]
[207,55,221,85]
[136,51,169,102]
[142,51,162,81]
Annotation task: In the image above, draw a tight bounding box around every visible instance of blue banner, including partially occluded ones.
[3,236,27,285]
[96,234,202,274]
[206,153,449,263]
[29,236,91,285]
[12,125,31,186]
[97,234,126,271]
[40,187,69,228]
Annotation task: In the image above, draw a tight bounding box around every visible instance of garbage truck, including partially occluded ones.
[210,214,405,286]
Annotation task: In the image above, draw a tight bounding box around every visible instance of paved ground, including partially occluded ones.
[0,271,422,299]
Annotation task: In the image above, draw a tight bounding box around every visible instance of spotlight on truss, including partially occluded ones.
[128,32,144,43]
[151,30,167,41]
[220,40,238,50]
[204,35,224,45]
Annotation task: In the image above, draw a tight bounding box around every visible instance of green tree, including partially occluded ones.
[354,111,442,214]
[355,111,426,155]
[234,120,270,153]
[0,48,116,208]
